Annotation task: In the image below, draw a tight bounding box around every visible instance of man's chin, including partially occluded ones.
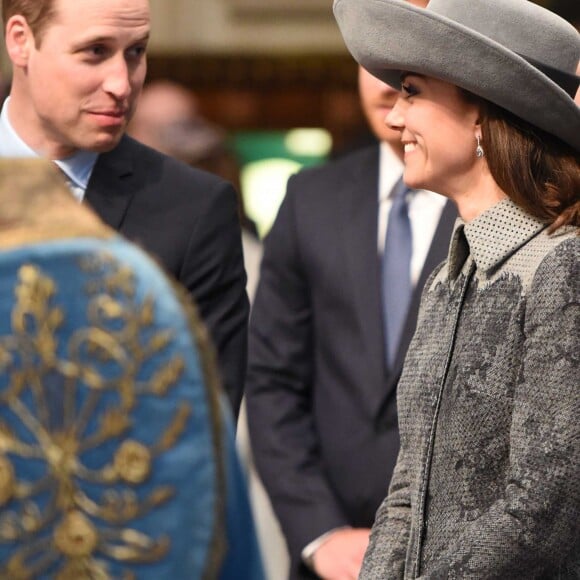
[88,132,125,153]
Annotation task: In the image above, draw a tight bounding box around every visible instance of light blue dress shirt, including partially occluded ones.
[0,98,98,201]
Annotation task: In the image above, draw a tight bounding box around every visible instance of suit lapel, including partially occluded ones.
[340,147,387,410]
[84,136,137,230]
[375,199,457,422]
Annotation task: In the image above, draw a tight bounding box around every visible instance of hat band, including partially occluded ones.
[518,53,580,99]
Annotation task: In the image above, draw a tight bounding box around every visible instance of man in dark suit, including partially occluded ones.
[0,0,248,417]
[246,61,456,578]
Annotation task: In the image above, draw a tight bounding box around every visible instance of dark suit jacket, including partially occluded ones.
[245,145,456,579]
[85,136,249,417]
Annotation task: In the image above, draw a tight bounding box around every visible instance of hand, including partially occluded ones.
[312,527,371,580]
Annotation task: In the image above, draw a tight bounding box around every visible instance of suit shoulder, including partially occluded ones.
[285,145,378,205]
[121,136,233,195]
[289,145,376,186]
[291,145,377,183]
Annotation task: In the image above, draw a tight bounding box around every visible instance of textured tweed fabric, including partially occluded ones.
[360,199,579,579]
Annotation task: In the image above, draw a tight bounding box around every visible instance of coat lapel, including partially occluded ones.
[84,136,137,230]
[340,147,387,410]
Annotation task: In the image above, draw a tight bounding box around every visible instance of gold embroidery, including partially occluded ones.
[54,511,99,557]
[114,441,151,485]
[0,257,190,577]
[0,455,15,506]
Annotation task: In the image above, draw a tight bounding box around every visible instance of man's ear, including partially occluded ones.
[5,15,35,68]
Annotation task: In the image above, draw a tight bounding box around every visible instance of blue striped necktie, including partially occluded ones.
[382,177,413,368]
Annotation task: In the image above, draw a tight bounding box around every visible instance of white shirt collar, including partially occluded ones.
[378,141,404,202]
[377,141,449,285]
[0,97,38,159]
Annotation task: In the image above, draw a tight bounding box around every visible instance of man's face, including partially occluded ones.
[13,0,150,158]
[358,66,402,151]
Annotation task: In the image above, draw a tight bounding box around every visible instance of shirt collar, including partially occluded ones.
[448,198,546,277]
[0,97,38,159]
[53,151,98,192]
[378,141,404,201]
[0,97,98,192]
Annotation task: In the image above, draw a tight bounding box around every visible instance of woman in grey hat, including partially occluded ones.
[334,0,579,577]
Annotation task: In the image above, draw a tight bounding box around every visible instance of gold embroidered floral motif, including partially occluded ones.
[0,455,15,506]
[54,511,99,557]
[114,440,151,485]
[0,256,190,578]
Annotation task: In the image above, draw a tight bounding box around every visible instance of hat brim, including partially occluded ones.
[334,0,580,152]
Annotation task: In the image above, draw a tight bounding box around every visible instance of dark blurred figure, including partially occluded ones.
[548,0,579,29]
[546,0,580,101]
[129,80,237,181]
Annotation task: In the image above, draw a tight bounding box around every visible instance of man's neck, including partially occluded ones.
[4,90,77,159]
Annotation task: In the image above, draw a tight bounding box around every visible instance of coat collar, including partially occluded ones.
[448,199,546,278]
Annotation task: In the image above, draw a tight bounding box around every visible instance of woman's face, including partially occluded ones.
[386,74,482,198]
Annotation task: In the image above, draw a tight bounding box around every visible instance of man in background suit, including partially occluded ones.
[246,55,457,579]
[0,0,248,417]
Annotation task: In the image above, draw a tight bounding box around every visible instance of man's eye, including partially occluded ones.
[87,45,107,57]
[127,45,147,59]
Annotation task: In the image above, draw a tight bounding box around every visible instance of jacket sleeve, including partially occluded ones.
[181,179,249,420]
[359,425,411,579]
[245,179,351,565]
[420,241,580,578]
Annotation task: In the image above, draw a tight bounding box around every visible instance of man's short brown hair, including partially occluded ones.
[2,0,57,45]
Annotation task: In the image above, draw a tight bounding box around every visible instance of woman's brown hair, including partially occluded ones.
[476,98,580,232]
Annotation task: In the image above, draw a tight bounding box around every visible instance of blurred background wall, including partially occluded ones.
[149,0,343,54]
[144,0,365,150]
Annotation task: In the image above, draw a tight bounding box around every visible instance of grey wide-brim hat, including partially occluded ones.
[334,0,580,152]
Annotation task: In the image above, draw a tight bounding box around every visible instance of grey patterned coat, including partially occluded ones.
[360,200,579,579]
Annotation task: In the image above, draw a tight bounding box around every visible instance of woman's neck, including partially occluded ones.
[450,165,507,222]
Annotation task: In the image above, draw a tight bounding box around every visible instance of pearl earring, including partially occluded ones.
[475,135,485,158]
